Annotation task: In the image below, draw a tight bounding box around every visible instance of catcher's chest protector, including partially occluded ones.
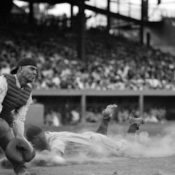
[0,74,31,125]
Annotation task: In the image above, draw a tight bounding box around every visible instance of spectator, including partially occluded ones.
[1,25,175,91]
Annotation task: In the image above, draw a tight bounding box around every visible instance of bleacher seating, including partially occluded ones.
[1,26,175,91]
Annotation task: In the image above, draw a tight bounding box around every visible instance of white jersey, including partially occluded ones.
[44,131,124,157]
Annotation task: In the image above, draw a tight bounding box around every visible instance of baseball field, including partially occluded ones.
[1,121,175,175]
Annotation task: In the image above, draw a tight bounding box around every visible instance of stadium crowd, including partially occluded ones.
[1,27,175,91]
[0,26,173,124]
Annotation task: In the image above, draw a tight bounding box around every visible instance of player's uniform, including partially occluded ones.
[44,131,124,157]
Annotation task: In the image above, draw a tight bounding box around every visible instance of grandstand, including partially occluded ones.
[1,0,175,125]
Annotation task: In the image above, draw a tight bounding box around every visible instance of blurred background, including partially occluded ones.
[1,0,175,129]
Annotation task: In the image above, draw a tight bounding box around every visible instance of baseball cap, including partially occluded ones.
[11,58,37,74]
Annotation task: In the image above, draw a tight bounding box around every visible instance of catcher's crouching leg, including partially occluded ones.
[0,118,14,151]
[0,119,36,174]
[0,118,14,169]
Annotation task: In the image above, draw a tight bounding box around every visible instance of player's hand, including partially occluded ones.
[102,104,118,120]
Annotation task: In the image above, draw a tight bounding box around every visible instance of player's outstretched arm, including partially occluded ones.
[96,104,117,135]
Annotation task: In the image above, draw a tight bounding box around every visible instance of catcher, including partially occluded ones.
[0,58,37,175]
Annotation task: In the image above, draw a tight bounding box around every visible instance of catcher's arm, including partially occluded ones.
[13,95,32,139]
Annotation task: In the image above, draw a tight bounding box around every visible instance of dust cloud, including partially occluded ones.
[32,125,175,166]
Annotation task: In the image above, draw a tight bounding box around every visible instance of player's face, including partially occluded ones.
[21,65,38,83]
